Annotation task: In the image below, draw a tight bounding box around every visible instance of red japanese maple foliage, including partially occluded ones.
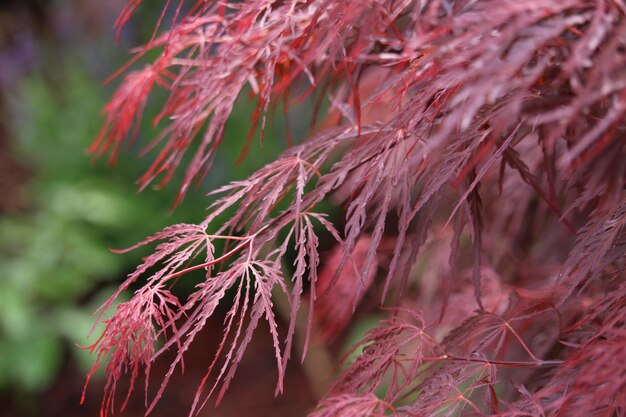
[84,1,626,416]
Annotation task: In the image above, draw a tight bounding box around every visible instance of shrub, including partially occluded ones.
[84,1,626,416]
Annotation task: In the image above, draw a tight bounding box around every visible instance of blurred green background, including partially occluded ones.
[0,1,374,416]
[0,1,291,415]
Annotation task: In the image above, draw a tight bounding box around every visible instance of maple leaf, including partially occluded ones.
[85,1,626,415]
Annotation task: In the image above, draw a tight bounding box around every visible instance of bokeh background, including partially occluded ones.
[0,1,329,416]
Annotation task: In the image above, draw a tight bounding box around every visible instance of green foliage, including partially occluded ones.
[0,67,284,393]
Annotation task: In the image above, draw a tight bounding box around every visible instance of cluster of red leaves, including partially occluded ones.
[86,1,626,416]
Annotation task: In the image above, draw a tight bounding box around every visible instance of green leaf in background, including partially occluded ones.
[0,64,290,394]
